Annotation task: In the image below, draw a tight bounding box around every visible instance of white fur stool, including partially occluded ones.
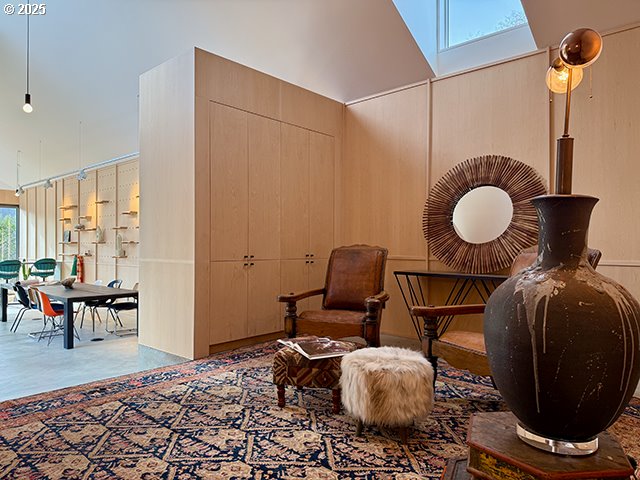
[340,346,434,443]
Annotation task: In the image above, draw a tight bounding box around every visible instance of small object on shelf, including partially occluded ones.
[122,241,139,245]
[112,226,128,230]
[63,230,72,243]
[135,195,139,198]
[95,225,104,243]
[58,241,78,245]
[61,277,75,289]
[115,233,125,258]
[78,215,92,220]
[74,223,85,230]
[83,251,93,257]
[58,218,71,222]
[95,200,110,204]
[112,255,127,259]
[121,211,138,215]
[77,227,96,232]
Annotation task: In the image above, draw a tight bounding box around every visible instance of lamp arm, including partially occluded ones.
[563,68,573,137]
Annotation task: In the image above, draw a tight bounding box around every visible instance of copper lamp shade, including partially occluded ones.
[546,57,583,94]
[559,28,603,68]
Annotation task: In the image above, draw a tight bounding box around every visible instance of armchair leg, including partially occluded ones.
[428,355,438,386]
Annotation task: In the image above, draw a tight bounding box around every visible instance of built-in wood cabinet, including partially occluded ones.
[209,103,334,346]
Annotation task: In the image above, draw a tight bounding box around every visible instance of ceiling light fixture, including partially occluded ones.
[15,186,24,197]
[77,169,87,181]
[22,14,33,113]
[15,150,23,196]
[43,178,53,189]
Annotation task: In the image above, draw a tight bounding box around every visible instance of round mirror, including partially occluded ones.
[423,155,547,273]
[453,186,513,244]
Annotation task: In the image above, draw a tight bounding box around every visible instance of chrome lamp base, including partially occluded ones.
[516,423,598,456]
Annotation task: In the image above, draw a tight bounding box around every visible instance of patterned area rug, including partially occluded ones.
[1,342,638,479]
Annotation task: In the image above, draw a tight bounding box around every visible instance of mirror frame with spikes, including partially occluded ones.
[423,154,547,273]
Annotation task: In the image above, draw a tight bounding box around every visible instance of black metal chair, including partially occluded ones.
[10,283,36,332]
[106,282,138,335]
[79,279,122,331]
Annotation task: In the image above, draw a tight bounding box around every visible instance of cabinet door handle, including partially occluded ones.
[249,255,254,258]
[243,263,249,267]
[310,260,314,264]
[250,262,255,266]
[243,255,249,259]
[310,253,314,257]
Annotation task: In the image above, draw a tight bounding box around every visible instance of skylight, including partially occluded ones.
[441,0,528,50]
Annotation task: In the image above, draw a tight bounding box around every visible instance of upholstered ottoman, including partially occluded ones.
[273,342,359,413]
[340,346,434,443]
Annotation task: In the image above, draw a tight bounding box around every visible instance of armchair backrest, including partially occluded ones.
[13,284,31,308]
[0,260,21,280]
[323,245,388,311]
[31,258,57,274]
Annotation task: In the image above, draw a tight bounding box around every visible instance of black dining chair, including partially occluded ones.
[79,279,122,331]
[106,282,138,335]
[10,283,37,332]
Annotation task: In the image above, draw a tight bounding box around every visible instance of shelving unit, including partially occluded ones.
[112,255,127,259]
[59,205,77,210]
[58,241,78,245]
[121,211,138,216]
[95,200,110,205]
[112,226,128,230]
[76,227,97,232]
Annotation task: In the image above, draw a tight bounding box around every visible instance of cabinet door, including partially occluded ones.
[247,260,281,336]
[309,132,335,259]
[280,259,310,312]
[280,124,309,259]
[210,103,248,261]
[308,258,328,311]
[248,114,280,260]
[210,261,248,344]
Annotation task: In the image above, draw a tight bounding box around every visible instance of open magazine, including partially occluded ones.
[277,336,355,360]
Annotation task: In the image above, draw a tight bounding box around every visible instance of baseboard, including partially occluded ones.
[209,331,284,355]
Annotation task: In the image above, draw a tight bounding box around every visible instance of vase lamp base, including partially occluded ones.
[516,423,598,456]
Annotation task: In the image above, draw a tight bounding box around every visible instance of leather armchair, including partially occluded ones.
[278,245,389,347]
[411,246,602,381]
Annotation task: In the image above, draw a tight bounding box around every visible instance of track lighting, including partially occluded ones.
[43,178,53,189]
[77,169,87,181]
[15,186,24,197]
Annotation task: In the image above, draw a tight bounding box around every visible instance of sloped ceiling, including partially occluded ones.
[0,0,432,189]
[523,0,640,48]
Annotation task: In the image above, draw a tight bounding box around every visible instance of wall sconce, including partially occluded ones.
[548,28,602,194]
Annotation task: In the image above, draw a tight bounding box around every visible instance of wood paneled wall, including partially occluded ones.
[0,190,19,206]
[17,160,139,285]
[140,47,343,360]
[340,26,640,343]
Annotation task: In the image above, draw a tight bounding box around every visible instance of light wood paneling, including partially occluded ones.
[195,48,280,120]
[248,114,280,260]
[26,188,36,260]
[280,124,310,259]
[0,190,19,205]
[116,160,139,275]
[210,102,248,261]
[19,194,27,259]
[280,81,343,137]
[210,261,248,345]
[45,184,57,258]
[342,85,429,258]
[35,186,46,259]
[309,132,335,260]
[247,260,281,336]
[97,166,117,283]
[78,171,97,283]
[139,49,195,359]
[308,258,328,311]
[280,259,310,312]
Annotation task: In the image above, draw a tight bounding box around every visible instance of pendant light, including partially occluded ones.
[22,14,33,113]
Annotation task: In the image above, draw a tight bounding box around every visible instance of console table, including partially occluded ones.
[393,270,508,341]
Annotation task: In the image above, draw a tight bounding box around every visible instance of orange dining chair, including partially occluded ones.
[36,290,79,346]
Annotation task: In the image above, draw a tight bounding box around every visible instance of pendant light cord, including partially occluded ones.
[26,14,29,94]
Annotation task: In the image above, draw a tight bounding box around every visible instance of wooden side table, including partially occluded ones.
[465,412,633,480]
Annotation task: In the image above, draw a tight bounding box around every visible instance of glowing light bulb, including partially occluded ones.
[545,58,583,94]
[23,93,33,113]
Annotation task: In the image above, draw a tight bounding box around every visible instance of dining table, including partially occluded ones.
[1,282,138,349]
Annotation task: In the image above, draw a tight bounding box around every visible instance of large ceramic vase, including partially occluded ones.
[484,194,640,454]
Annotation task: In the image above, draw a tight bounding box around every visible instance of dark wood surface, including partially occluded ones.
[467,412,633,480]
[37,283,138,302]
[441,457,471,480]
[0,283,12,323]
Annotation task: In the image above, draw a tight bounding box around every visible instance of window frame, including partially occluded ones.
[0,204,20,261]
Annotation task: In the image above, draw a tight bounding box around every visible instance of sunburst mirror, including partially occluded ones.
[423,155,547,273]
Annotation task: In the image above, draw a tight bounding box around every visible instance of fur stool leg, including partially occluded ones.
[340,347,434,444]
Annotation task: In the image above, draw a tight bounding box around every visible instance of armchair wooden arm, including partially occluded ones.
[365,290,389,308]
[410,304,486,317]
[363,290,389,343]
[277,288,325,303]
